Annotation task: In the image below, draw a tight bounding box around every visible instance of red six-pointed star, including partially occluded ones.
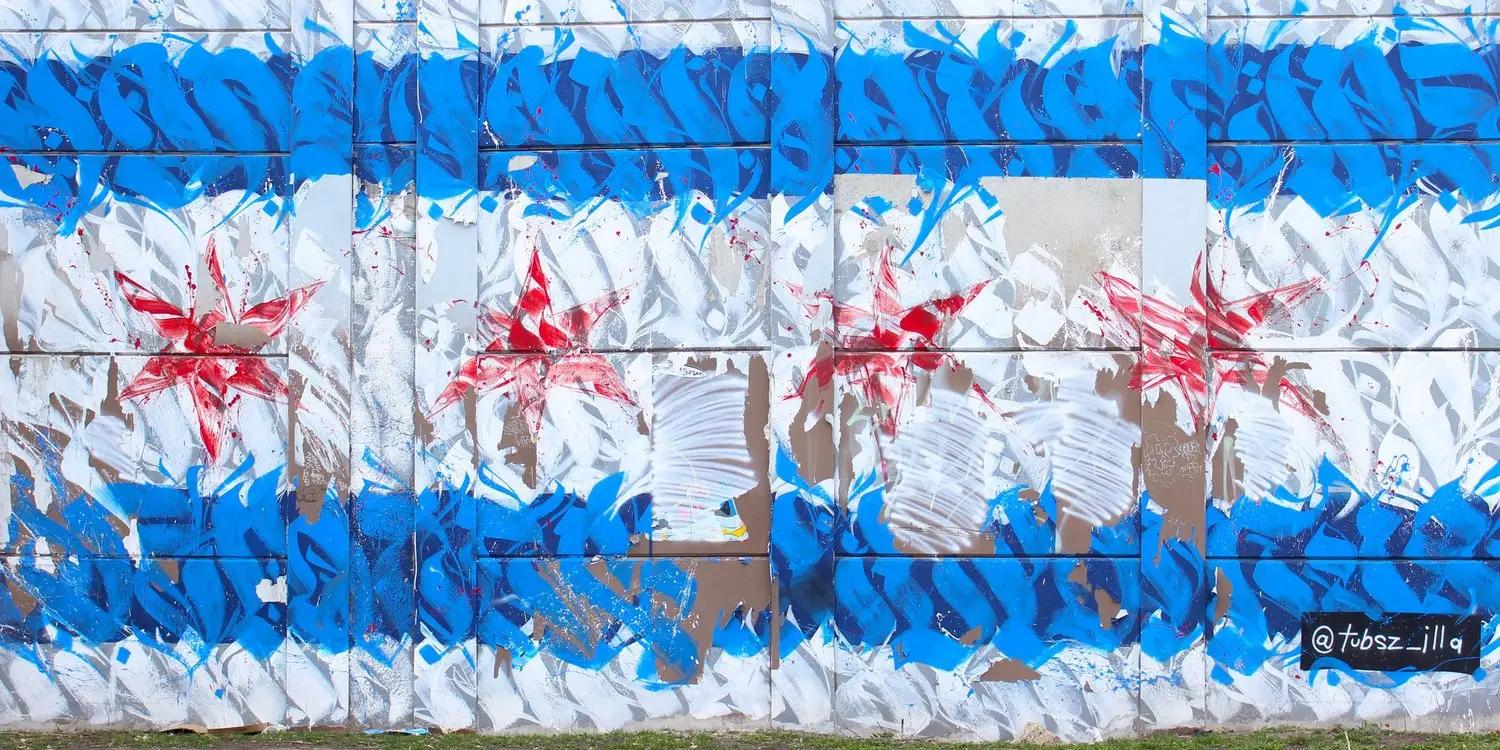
[798,244,993,437]
[1092,255,1324,429]
[430,248,635,430]
[114,237,325,460]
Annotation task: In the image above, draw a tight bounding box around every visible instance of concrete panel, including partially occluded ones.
[0,555,288,729]
[1,155,290,355]
[0,0,289,31]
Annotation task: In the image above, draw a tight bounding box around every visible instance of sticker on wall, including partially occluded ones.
[1301,613,1481,675]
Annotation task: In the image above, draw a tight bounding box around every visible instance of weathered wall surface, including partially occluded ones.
[2,0,1500,739]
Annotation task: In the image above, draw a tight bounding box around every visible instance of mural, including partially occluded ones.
[2,0,1500,740]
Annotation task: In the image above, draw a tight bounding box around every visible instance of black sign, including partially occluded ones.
[1301,612,1480,674]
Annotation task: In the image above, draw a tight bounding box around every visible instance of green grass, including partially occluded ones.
[1,727,1499,750]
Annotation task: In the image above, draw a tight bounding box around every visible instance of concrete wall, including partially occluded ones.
[2,0,1500,739]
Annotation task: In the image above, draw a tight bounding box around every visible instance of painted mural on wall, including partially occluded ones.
[2,0,1500,740]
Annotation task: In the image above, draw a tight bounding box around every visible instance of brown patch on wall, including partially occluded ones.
[960,625,983,646]
[104,512,131,542]
[1141,390,1204,551]
[737,356,772,551]
[1213,567,1233,624]
[529,560,644,666]
[157,558,181,584]
[979,658,1041,683]
[1057,513,1092,556]
[1068,562,1121,631]
[211,322,271,351]
[1093,588,1121,630]
[100,359,131,423]
[5,576,37,617]
[6,526,34,557]
[593,558,639,601]
[288,375,324,524]
[1262,356,1308,407]
[464,387,479,457]
[1095,355,1138,422]
[49,389,84,433]
[943,360,976,398]
[44,501,69,536]
[627,391,650,554]
[685,353,719,371]
[788,344,835,487]
[498,402,539,488]
[414,401,436,450]
[1068,563,1089,590]
[492,645,513,677]
[655,559,772,685]
[768,583,781,670]
[1025,490,1050,527]
[1022,372,1050,397]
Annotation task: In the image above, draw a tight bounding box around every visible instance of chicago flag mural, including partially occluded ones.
[3,0,1500,739]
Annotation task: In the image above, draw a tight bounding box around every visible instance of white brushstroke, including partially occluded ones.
[835,632,1139,742]
[1016,370,1140,528]
[255,576,287,604]
[1224,390,1294,504]
[477,641,771,731]
[1209,631,1500,732]
[881,388,991,553]
[414,634,477,731]
[649,370,757,541]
